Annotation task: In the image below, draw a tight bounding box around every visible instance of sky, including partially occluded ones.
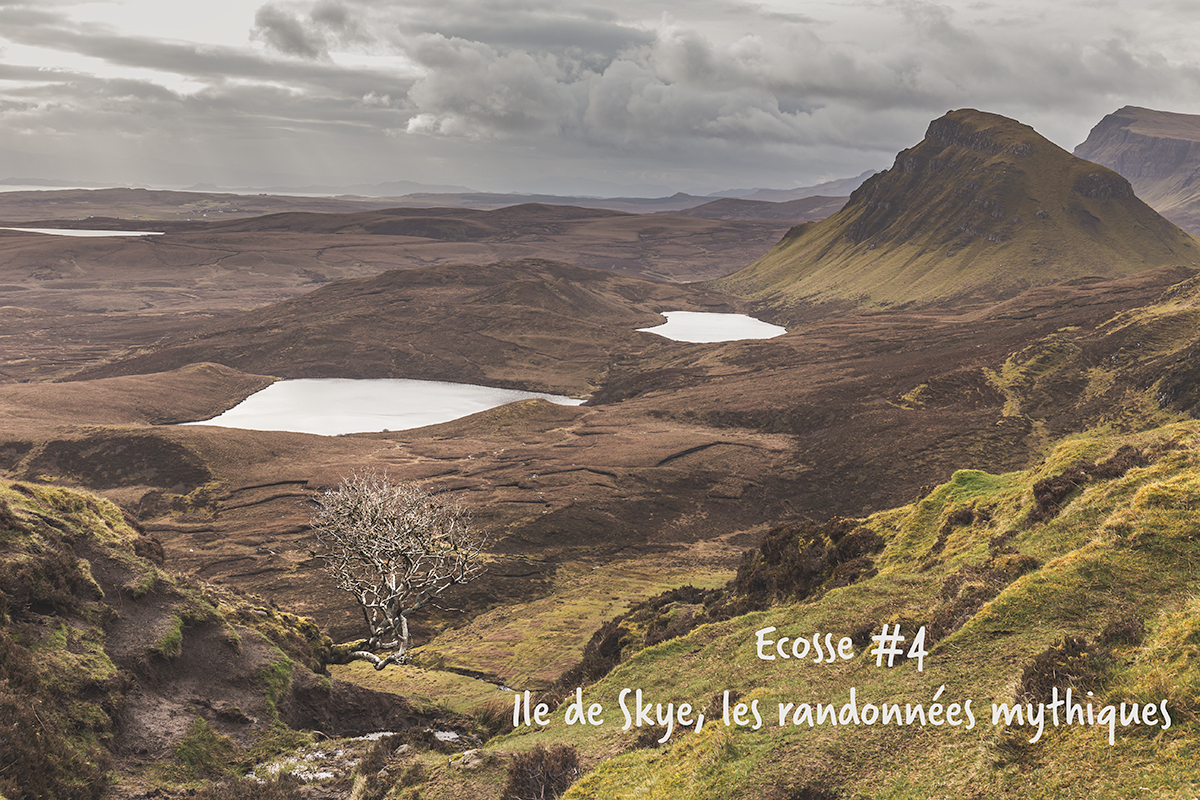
[1,0,1199,196]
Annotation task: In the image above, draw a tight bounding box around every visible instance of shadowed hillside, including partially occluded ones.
[364,272,1200,800]
[0,480,462,800]
[67,258,741,395]
[1074,105,1200,235]
[715,109,1200,312]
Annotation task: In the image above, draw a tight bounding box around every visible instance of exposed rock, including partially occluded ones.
[716,108,1200,311]
[1075,105,1200,234]
[449,748,486,769]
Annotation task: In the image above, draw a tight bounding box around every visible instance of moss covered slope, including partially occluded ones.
[715,109,1200,310]
[459,422,1200,800]
[0,480,425,799]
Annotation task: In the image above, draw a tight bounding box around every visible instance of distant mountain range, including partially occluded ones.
[710,170,877,202]
[1074,105,1200,235]
[715,108,1200,311]
[2,175,872,221]
[184,179,476,196]
[662,195,848,222]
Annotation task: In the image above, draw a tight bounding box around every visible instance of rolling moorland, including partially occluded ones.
[2,108,1200,799]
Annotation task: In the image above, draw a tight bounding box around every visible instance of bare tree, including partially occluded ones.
[311,473,486,669]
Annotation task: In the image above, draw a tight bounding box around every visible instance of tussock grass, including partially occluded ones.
[411,555,733,690]
[422,422,1200,800]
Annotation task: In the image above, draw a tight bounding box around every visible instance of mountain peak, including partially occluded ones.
[923,108,1039,155]
[1074,107,1200,236]
[715,109,1200,311]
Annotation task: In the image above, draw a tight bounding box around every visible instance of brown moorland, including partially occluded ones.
[0,202,803,380]
[1,259,1191,651]
[5,110,1200,797]
[66,258,741,393]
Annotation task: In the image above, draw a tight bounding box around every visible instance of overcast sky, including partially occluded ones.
[1,0,1198,195]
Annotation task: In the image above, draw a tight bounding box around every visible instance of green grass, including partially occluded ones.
[154,614,186,659]
[330,660,511,716]
[398,421,1200,800]
[173,718,237,780]
[259,652,295,719]
[408,554,734,690]
[712,109,1200,310]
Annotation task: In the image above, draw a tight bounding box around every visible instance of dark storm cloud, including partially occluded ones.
[201,0,1200,185]
[0,4,415,100]
[253,3,330,58]
[251,1,372,59]
[0,3,421,186]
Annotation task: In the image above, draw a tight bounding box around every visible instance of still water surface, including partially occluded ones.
[184,312,785,435]
[184,378,584,436]
[0,227,163,237]
[636,311,786,343]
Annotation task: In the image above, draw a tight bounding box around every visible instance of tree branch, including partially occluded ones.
[311,472,488,670]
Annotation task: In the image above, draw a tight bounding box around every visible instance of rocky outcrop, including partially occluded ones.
[1072,172,1135,200]
[0,481,434,800]
[1075,106,1200,234]
[715,109,1200,310]
[925,116,1036,158]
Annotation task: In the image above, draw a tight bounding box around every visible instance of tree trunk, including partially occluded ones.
[348,648,408,670]
[349,613,411,670]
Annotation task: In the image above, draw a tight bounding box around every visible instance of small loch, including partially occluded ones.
[183,378,584,436]
[636,311,786,343]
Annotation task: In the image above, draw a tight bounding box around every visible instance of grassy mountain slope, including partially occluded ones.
[972,272,1200,440]
[460,422,1200,800]
[352,273,1200,800]
[0,479,442,799]
[1074,106,1200,235]
[715,109,1200,311]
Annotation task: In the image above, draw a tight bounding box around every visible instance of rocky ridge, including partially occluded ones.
[1074,105,1200,235]
[715,109,1200,312]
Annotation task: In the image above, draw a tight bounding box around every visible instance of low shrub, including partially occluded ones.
[1018,636,1113,704]
[501,744,580,800]
[174,717,237,778]
[192,775,304,800]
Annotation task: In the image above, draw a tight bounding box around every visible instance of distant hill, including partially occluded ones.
[70,258,741,394]
[707,171,875,201]
[715,109,1200,311]
[1074,105,1200,235]
[661,195,848,222]
[737,170,877,202]
[383,191,716,213]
